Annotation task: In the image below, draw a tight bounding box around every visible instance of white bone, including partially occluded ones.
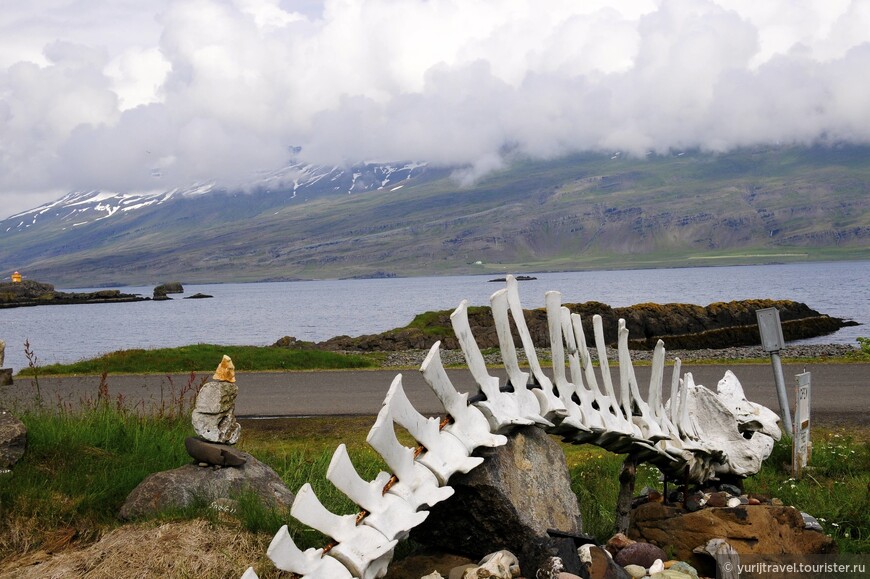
[592,314,636,435]
[383,376,484,484]
[544,292,591,434]
[450,300,533,432]
[256,279,785,579]
[490,288,550,426]
[326,444,427,541]
[420,343,507,451]
[617,321,668,443]
[559,308,603,434]
[290,485,397,578]
[241,568,259,579]
[505,276,567,420]
[266,524,354,578]
[367,390,454,509]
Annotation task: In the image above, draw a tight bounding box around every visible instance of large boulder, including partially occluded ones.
[118,451,293,520]
[0,408,27,469]
[412,426,583,575]
[629,502,837,575]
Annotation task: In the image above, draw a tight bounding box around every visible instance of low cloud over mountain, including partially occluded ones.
[2,0,870,217]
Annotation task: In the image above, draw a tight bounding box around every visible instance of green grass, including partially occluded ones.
[2,387,867,573]
[15,343,377,376]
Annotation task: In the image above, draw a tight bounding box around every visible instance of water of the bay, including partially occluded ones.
[1,261,867,372]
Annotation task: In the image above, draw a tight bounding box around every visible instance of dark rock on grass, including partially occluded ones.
[412,425,584,576]
[0,408,27,469]
[119,451,293,520]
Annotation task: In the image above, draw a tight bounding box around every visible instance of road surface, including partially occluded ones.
[5,362,868,426]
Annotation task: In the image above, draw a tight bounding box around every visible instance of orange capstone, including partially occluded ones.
[212,355,236,383]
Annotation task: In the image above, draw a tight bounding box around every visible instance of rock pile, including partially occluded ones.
[626,484,837,576]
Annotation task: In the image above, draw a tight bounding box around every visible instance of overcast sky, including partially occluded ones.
[1,0,869,218]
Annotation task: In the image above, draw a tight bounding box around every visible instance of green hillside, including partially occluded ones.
[1,146,868,286]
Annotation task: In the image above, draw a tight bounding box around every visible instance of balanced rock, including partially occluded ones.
[0,408,27,469]
[119,451,293,520]
[184,436,247,467]
[412,425,583,576]
[629,502,837,575]
[191,356,240,444]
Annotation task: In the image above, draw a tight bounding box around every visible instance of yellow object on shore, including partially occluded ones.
[11,271,21,283]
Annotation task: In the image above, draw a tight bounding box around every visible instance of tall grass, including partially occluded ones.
[2,386,867,568]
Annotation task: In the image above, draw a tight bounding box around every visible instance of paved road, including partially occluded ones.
[5,362,868,426]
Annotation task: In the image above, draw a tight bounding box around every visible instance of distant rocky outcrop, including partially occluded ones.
[0,280,146,308]
[318,299,856,351]
[157,281,184,293]
[183,293,213,299]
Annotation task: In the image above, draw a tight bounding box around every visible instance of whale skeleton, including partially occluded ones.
[245,276,781,579]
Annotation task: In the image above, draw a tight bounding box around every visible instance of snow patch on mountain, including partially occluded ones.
[1,161,431,234]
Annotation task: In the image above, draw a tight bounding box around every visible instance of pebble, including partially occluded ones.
[649,559,665,574]
[719,483,742,496]
[375,344,856,368]
[624,564,647,578]
[614,543,668,568]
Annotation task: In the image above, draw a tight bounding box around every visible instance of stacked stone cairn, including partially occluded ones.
[186,355,246,467]
[119,355,293,519]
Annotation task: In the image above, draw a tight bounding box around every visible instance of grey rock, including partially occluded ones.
[119,451,293,520]
[623,564,646,578]
[412,426,583,576]
[184,436,247,466]
[669,561,700,579]
[191,379,241,444]
[801,512,824,532]
[0,408,27,468]
[719,483,742,497]
[0,339,5,367]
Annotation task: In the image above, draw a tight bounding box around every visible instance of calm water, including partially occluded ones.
[1,261,867,371]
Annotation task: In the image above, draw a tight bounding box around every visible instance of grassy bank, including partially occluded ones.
[2,395,868,577]
[15,337,870,377]
[15,343,377,376]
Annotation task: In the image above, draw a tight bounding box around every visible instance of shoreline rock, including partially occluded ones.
[315,299,857,352]
[0,279,146,308]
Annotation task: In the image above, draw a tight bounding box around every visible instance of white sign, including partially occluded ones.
[793,372,811,476]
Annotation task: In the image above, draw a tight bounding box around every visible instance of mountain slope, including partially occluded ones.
[1,146,868,286]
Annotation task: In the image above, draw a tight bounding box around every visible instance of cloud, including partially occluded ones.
[1,0,870,217]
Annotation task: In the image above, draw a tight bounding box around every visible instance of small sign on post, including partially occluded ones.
[793,372,812,477]
[756,307,793,433]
